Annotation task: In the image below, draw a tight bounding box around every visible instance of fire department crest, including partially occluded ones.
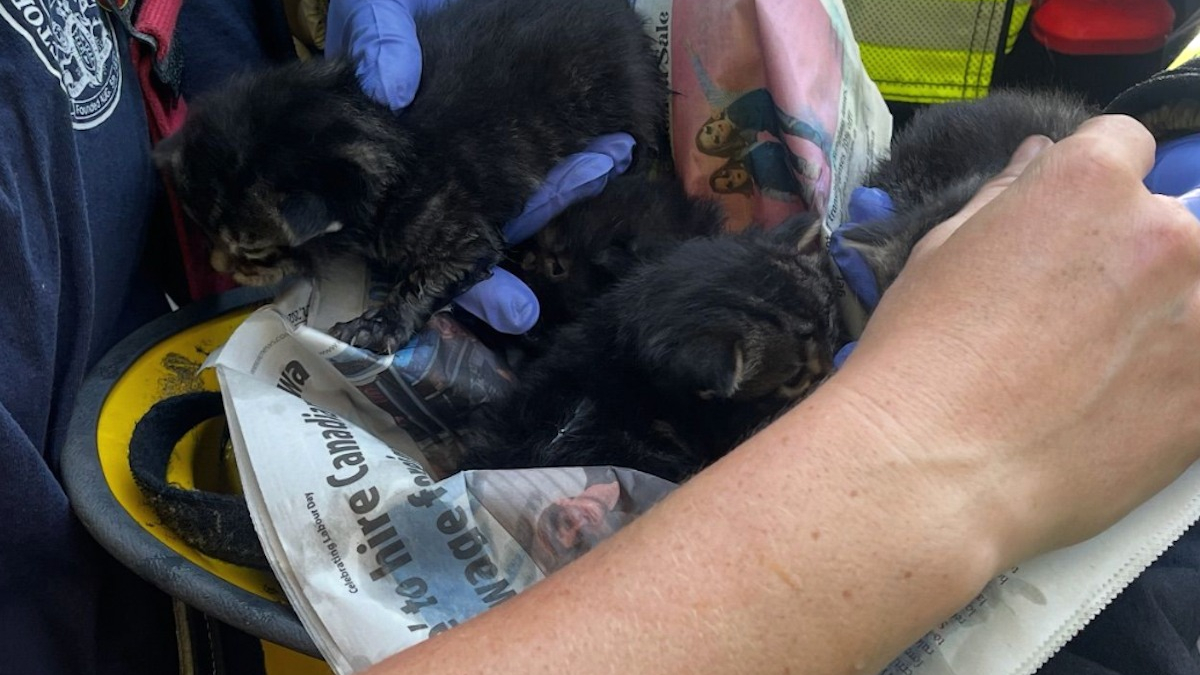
[0,0,122,129]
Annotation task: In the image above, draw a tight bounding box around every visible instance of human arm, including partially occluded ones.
[357,114,1200,675]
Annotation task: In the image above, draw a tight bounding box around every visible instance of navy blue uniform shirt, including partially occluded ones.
[0,1,171,672]
[0,0,290,672]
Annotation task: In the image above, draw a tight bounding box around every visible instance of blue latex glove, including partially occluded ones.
[828,187,896,368]
[454,133,635,333]
[828,187,895,312]
[1145,134,1200,210]
[325,0,446,111]
[325,0,636,334]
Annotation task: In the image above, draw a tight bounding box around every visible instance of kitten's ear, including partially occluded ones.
[152,132,185,179]
[280,192,341,246]
[593,237,654,278]
[773,213,825,256]
[670,334,752,400]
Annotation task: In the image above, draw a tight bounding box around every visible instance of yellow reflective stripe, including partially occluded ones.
[847,0,1025,52]
[852,2,1030,104]
[1006,3,1031,52]
[858,43,996,103]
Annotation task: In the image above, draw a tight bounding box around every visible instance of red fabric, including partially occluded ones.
[131,0,236,300]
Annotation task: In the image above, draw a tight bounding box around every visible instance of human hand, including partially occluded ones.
[830,138,1057,367]
[352,121,1199,675]
[325,0,447,111]
[325,0,636,334]
[453,133,636,333]
[831,116,1200,568]
[833,129,1200,368]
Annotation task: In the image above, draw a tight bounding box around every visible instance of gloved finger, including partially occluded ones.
[827,187,897,311]
[847,186,894,223]
[1145,134,1200,197]
[909,134,1053,265]
[833,341,857,369]
[326,0,424,110]
[829,226,884,310]
[1179,187,1200,221]
[452,267,541,335]
[503,133,636,245]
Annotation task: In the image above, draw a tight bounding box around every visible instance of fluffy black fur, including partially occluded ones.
[155,0,667,352]
[463,89,1097,483]
[462,215,837,483]
[842,89,1096,290]
[508,174,725,339]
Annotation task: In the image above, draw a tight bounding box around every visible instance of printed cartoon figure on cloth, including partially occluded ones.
[670,0,844,231]
[691,52,830,208]
[694,82,826,206]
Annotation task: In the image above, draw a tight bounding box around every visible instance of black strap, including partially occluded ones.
[1106,56,1200,140]
[128,392,270,570]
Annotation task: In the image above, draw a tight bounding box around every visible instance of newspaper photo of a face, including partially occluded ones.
[464,466,677,574]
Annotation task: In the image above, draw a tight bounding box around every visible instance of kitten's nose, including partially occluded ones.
[210,248,233,273]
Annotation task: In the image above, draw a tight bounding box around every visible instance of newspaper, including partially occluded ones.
[207,255,679,673]
[200,1,1200,674]
[218,364,674,673]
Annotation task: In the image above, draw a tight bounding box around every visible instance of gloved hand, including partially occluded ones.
[325,0,636,335]
[828,187,895,312]
[1144,133,1200,211]
[827,187,895,368]
[455,133,635,333]
[831,130,1200,369]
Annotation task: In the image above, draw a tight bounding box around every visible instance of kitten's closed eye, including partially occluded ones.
[238,246,278,261]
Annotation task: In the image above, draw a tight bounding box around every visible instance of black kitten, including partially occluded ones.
[462,89,1095,483]
[155,0,666,352]
[461,215,838,484]
[508,174,725,336]
[841,89,1095,291]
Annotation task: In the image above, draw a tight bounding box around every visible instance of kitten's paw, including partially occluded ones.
[327,309,417,354]
[232,266,286,287]
[230,259,299,287]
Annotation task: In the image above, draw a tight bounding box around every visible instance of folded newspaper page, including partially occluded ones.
[206,257,680,673]
[200,1,1200,674]
[218,365,674,673]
